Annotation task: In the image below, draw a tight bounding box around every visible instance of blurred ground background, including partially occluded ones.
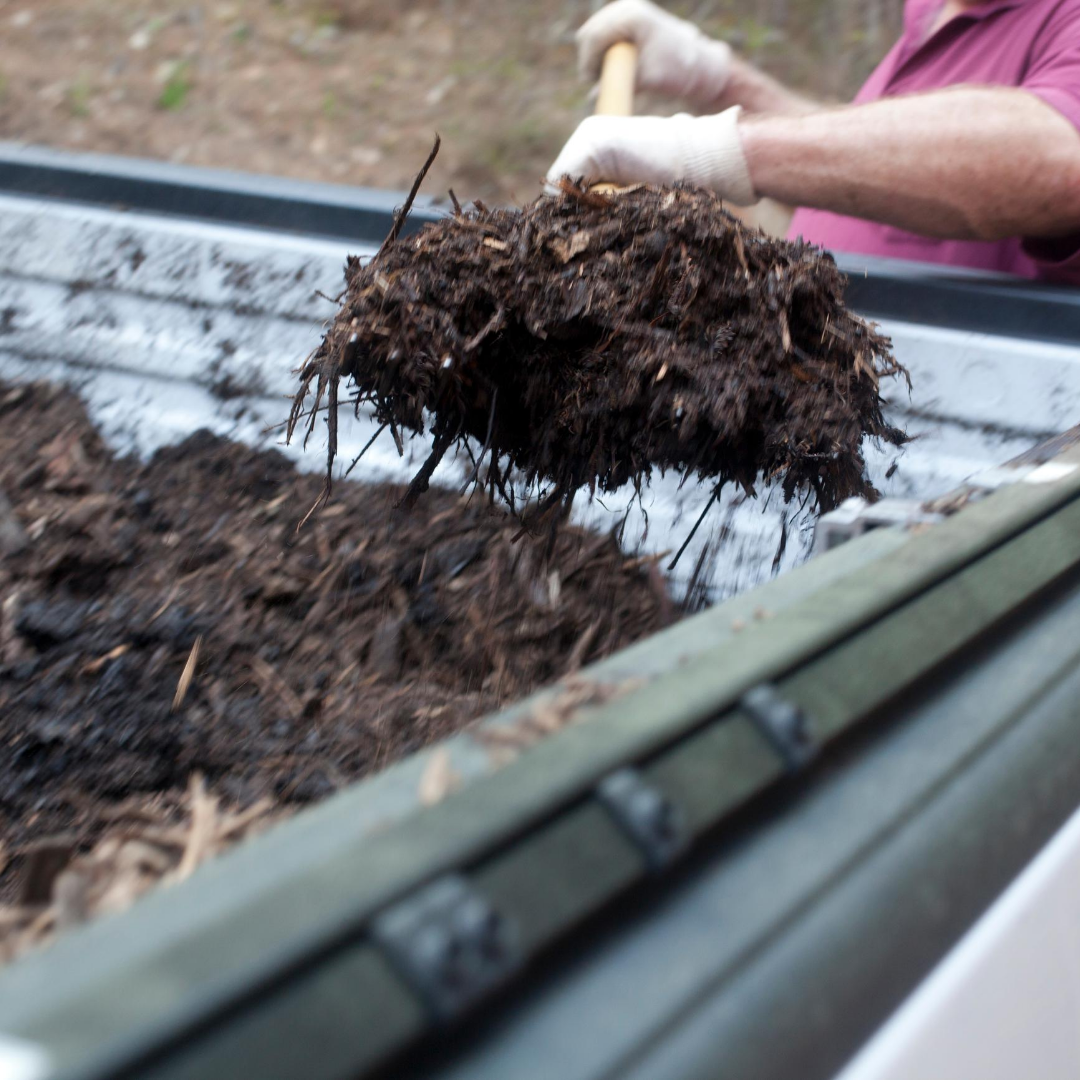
[0,0,901,205]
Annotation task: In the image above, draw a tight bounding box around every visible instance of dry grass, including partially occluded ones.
[0,0,899,205]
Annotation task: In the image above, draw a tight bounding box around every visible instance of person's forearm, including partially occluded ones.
[714,56,820,116]
[739,86,1080,239]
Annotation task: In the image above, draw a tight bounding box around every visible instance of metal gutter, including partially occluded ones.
[627,604,1080,1080]
[421,576,1080,1080]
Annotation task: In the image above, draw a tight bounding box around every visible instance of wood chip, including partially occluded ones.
[82,643,131,675]
[417,749,461,807]
[175,775,219,880]
[147,581,181,625]
[172,635,202,711]
[474,677,645,761]
[550,231,591,263]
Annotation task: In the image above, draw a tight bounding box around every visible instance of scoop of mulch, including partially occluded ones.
[289,163,908,552]
[0,380,676,960]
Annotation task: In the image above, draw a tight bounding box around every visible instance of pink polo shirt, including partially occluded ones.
[788,0,1080,284]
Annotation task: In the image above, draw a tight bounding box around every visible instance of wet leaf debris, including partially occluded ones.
[290,178,909,539]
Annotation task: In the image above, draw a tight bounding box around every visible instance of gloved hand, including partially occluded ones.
[545,107,756,204]
[577,0,733,107]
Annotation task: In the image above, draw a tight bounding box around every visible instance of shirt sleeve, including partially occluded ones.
[1021,3,1080,283]
[1022,234,1080,285]
[1022,1,1080,131]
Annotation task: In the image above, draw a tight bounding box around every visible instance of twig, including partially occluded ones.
[81,644,131,676]
[668,487,721,571]
[771,511,788,575]
[147,581,181,625]
[175,775,218,880]
[555,176,613,209]
[388,420,404,457]
[273,390,369,436]
[344,422,388,478]
[463,308,505,353]
[562,620,601,677]
[512,488,565,543]
[325,374,339,485]
[685,535,715,612]
[377,134,441,261]
[459,389,497,496]
[301,371,326,451]
[295,481,330,533]
[400,428,455,510]
[489,457,515,515]
[218,798,277,841]
[621,550,672,572]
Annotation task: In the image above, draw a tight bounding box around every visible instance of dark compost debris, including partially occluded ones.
[290,166,909,555]
[0,380,675,959]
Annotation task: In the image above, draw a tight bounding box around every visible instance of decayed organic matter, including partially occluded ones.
[291,169,908,549]
[0,381,674,956]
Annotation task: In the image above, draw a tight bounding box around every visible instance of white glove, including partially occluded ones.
[546,107,756,204]
[577,0,733,106]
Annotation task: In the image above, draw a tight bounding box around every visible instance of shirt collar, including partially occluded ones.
[953,0,1026,19]
[907,0,1025,40]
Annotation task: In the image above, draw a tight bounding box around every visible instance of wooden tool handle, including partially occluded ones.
[591,42,638,192]
[595,41,638,118]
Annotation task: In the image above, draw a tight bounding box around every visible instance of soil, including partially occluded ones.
[293,178,908,552]
[0,380,676,956]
